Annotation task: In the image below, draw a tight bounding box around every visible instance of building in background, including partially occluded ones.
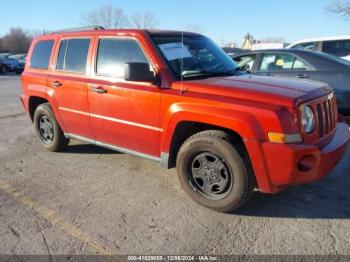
[242,33,255,50]
[242,33,285,50]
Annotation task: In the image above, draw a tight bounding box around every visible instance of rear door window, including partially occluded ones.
[56,40,68,70]
[258,53,311,71]
[30,40,54,69]
[96,38,149,77]
[322,40,350,57]
[292,58,311,70]
[258,53,294,71]
[56,38,90,73]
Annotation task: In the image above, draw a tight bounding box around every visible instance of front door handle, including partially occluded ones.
[91,86,107,94]
[296,74,309,79]
[50,81,62,87]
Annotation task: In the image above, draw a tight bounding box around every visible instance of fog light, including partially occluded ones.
[297,155,316,172]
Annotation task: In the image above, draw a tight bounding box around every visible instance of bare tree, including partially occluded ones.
[326,0,350,19]
[81,5,129,29]
[2,28,32,53]
[131,12,158,29]
[29,29,50,37]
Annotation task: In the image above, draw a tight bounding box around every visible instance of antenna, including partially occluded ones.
[180,0,184,95]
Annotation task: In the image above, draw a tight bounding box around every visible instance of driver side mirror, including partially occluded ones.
[124,62,155,83]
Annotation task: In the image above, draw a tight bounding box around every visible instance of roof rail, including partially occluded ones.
[47,26,105,34]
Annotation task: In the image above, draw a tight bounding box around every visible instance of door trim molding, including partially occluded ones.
[59,107,89,116]
[59,107,163,132]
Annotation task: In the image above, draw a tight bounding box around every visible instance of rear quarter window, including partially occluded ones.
[30,40,54,69]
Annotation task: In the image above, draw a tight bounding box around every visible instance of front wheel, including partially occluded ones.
[33,103,70,152]
[176,130,255,213]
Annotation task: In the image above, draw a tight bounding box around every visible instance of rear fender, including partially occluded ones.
[27,84,67,131]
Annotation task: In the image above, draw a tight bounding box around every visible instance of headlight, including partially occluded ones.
[301,105,315,133]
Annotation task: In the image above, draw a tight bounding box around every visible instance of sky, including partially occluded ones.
[0,0,348,45]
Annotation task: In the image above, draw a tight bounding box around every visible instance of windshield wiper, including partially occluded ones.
[182,69,237,78]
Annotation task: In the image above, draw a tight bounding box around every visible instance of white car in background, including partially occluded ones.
[287,35,350,61]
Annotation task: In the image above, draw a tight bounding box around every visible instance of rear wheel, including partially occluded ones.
[34,103,69,152]
[176,130,255,213]
[0,65,7,74]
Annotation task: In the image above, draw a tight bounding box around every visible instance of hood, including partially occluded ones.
[173,74,331,107]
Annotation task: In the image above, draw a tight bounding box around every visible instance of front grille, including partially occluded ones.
[316,104,324,137]
[313,94,337,138]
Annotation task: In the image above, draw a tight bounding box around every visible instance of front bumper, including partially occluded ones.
[246,123,350,193]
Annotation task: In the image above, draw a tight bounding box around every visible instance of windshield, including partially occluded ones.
[150,34,240,80]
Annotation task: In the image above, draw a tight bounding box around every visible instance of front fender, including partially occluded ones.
[160,102,265,154]
[160,102,290,193]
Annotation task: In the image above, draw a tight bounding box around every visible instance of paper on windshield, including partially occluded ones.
[158,43,192,61]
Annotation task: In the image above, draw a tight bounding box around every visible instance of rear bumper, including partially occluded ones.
[246,123,350,193]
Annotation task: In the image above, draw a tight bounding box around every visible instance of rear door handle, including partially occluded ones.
[91,86,107,94]
[296,74,309,79]
[50,81,62,87]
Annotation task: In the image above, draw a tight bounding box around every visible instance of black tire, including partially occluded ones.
[33,103,70,152]
[176,130,255,213]
[0,65,7,74]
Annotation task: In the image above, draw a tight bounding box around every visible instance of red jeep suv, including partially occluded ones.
[20,27,350,212]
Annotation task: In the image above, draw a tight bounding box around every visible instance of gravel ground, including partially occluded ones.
[0,76,350,256]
